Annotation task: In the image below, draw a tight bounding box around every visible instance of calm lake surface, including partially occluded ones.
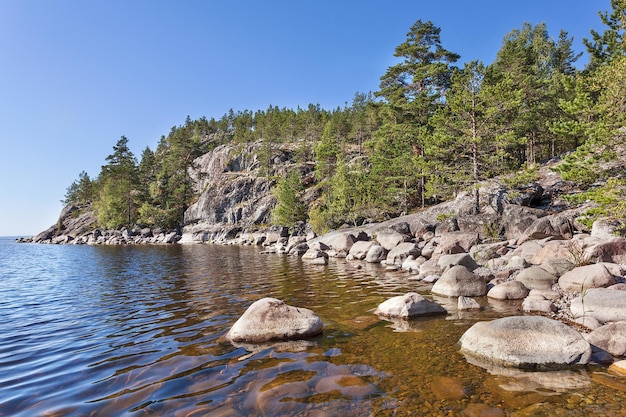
[2,237,626,416]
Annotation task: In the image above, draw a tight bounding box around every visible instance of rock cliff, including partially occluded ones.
[180,141,315,243]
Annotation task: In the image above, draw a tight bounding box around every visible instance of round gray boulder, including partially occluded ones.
[431,265,487,297]
[226,298,323,343]
[459,316,591,370]
[487,280,529,300]
[570,288,626,323]
[558,263,616,293]
[585,321,626,357]
[515,266,557,290]
[375,292,447,319]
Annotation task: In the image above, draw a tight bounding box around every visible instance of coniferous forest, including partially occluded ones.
[63,1,626,234]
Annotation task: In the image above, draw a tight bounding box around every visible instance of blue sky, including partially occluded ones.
[0,0,612,236]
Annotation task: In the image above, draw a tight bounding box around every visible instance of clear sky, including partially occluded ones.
[0,0,612,236]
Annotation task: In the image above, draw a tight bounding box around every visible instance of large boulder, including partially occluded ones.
[386,242,420,266]
[501,205,545,240]
[437,253,479,272]
[459,316,591,370]
[522,214,574,240]
[487,281,529,300]
[515,266,558,290]
[591,218,624,240]
[585,322,626,357]
[522,295,557,314]
[558,263,616,293]
[432,233,479,257]
[225,298,323,343]
[375,230,407,251]
[532,241,573,264]
[538,258,574,277]
[431,265,487,297]
[585,237,626,264]
[348,240,376,260]
[570,288,626,323]
[374,293,447,319]
[365,244,387,263]
[319,232,357,255]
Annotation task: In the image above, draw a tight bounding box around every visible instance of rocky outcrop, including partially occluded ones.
[225,297,323,343]
[182,142,315,243]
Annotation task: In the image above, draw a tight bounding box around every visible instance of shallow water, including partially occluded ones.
[1,237,626,416]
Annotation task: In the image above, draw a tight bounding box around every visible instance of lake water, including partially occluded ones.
[1,237,626,416]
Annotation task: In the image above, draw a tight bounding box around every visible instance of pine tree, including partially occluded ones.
[584,0,626,70]
[430,61,521,212]
[94,136,139,228]
[368,19,459,212]
[272,169,307,228]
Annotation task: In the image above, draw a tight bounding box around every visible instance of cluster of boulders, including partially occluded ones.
[224,215,626,371]
[20,227,181,245]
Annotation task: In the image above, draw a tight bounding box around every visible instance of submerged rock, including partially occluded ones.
[374,292,447,319]
[459,316,591,370]
[226,298,322,343]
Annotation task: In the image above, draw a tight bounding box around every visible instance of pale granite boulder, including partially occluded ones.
[459,316,591,369]
[226,298,323,343]
[375,292,447,319]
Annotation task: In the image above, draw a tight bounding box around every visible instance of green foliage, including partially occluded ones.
[435,212,454,222]
[487,23,581,166]
[482,221,502,242]
[272,169,307,228]
[583,0,626,70]
[62,171,94,205]
[501,165,539,188]
[564,178,626,228]
[94,136,139,228]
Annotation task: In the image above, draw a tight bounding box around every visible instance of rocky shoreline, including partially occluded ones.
[18,144,626,372]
